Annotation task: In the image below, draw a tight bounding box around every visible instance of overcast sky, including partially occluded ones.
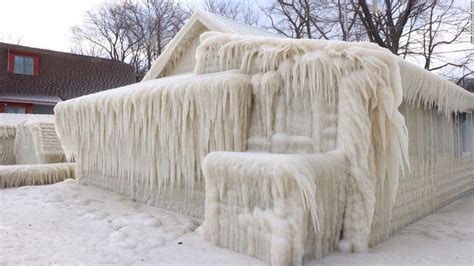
[0,0,108,52]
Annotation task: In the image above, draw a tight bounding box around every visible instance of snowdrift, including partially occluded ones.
[55,32,474,264]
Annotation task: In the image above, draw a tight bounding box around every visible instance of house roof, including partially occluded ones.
[0,42,135,101]
[0,94,62,106]
[197,11,279,37]
[142,10,279,81]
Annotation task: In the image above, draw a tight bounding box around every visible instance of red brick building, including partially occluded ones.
[0,42,135,114]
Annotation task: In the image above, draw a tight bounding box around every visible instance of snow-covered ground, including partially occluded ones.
[0,180,472,265]
[319,193,474,265]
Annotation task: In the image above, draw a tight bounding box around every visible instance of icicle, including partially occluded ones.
[54,71,253,218]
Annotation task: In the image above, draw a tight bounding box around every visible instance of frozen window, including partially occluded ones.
[5,106,26,113]
[461,112,473,155]
[433,110,453,156]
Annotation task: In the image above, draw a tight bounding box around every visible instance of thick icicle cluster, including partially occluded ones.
[0,163,75,188]
[399,59,474,115]
[0,125,16,165]
[55,71,252,217]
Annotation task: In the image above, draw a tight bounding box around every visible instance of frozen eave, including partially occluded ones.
[399,58,474,115]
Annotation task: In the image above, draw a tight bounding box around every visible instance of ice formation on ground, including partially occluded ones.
[0,163,75,188]
[54,32,474,264]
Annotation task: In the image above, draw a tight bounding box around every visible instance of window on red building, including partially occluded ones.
[5,106,27,113]
[7,50,40,76]
[14,55,34,75]
[0,102,33,114]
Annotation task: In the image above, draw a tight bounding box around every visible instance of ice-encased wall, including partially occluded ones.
[55,71,252,218]
[382,104,474,242]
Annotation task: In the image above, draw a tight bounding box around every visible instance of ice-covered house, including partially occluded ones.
[55,12,473,265]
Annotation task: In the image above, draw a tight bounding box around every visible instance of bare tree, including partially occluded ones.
[260,0,365,41]
[72,0,472,82]
[199,0,261,26]
[71,1,139,61]
[71,0,188,81]
[403,0,471,75]
[123,0,188,78]
[351,0,429,54]
[0,35,23,45]
[261,1,307,38]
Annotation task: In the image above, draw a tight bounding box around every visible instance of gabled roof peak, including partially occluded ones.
[142,10,277,81]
